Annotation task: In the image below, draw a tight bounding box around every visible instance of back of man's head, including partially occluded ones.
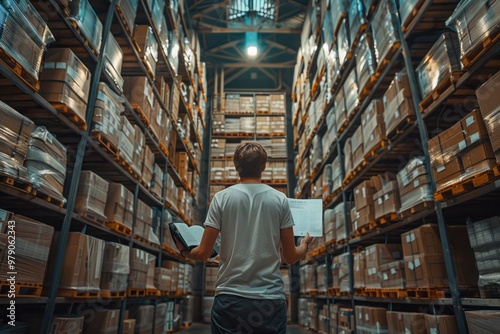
[233,142,268,179]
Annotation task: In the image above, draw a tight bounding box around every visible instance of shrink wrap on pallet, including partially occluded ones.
[466,310,500,334]
[396,157,434,212]
[75,171,109,220]
[0,100,35,165]
[348,0,366,49]
[372,1,399,65]
[133,25,159,79]
[355,33,377,95]
[68,0,102,54]
[100,242,130,292]
[116,0,139,34]
[103,32,124,93]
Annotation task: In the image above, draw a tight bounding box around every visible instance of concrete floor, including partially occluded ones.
[177,323,313,333]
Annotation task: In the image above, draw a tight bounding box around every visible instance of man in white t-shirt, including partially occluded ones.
[178,142,312,333]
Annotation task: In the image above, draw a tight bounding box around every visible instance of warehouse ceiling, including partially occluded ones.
[186,0,309,93]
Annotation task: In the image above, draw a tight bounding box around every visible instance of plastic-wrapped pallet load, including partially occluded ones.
[0,212,53,284]
[373,173,401,221]
[386,312,425,334]
[123,77,155,122]
[352,177,382,232]
[298,298,309,327]
[428,110,496,191]
[150,163,163,199]
[353,251,366,290]
[327,43,340,90]
[40,48,91,124]
[129,305,154,334]
[25,127,67,203]
[0,0,54,81]
[383,72,416,137]
[168,30,180,74]
[337,18,351,67]
[141,145,154,188]
[133,25,158,78]
[154,302,168,334]
[316,264,328,294]
[93,82,124,149]
[425,315,459,334]
[105,183,134,230]
[145,253,156,290]
[338,252,352,294]
[333,202,353,242]
[100,242,130,293]
[396,157,434,213]
[103,32,124,93]
[417,32,462,100]
[350,125,364,173]
[82,309,120,334]
[399,0,421,29]
[47,232,105,294]
[380,259,405,289]
[134,199,153,241]
[132,125,145,175]
[348,0,366,48]
[324,208,336,244]
[128,248,149,289]
[476,70,500,162]
[355,33,377,94]
[446,0,500,66]
[467,216,500,295]
[149,0,165,34]
[338,308,355,333]
[116,0,139,35]
[68,0,102,53]
[344,69,359,121]
[371,1,400,66]
[162,260,179,294]
[74,171,109,220]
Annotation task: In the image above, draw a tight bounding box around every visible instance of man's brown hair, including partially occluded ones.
[233,142,267,178]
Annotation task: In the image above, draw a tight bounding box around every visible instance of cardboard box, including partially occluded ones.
[476,71,500,118]
[105,183,134,228]
[404,253,448,288]
[365,244,402,289]
[362,99,386,156]
[128,248,149,289]
[466,310,500,334]
[52,316,84,334]
[133,25,158,78]
[83,309,120,334]
[123,319,136,334]
[383,72,415,136]
[401,224,442,257]
[100,242,130,292]
[129,305,154,333]
[380,260,405,289]
[433,157,462,188]
[124,77,155,121]
[462,142,496,171]
[386,311,405,333]
[462,109,489,142]
[425,314,458,334]
[52,232,105,292]
[354,179,378,210]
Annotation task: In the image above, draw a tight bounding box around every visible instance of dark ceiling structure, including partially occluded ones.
[186,0,309,93]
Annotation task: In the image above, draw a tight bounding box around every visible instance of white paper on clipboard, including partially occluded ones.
[288,198,323,237]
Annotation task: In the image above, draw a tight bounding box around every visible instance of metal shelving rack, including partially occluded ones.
[293,0,500,333]
[0,0,206,332]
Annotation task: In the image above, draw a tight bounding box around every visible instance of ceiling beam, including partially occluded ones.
[205,38,244,53]
[265,40,297,54]
[223,62,295,68]
[224,67,251,85]
[197,23,301,34]
[204,51,242,61]
[189,0,205,11]
[191,3,226,19]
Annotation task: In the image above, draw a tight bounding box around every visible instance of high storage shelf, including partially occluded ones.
[0,0,204,332]
[292,0,500,333]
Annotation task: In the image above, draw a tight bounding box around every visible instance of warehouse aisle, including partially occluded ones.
[177,323,313,333]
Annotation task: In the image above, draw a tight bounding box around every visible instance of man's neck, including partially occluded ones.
[240,177,261,184]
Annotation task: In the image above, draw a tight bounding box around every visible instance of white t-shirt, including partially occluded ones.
[204,183,295,299]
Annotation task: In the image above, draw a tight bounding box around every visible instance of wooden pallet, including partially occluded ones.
[480,288,500,299]
[105,221,132,236]
[358,73,379,101]
[364,288,382,298]
[434,169,497,202]
[115,5,133,37]
[101,290,126,299]
[75,209,106,225]
[127,288,146,297]
[380,288,408,298]
[337,237,349,245]
[31,189,65,208]
[52,103,87,130]
[133,234,161,250]
[91,132,120,159]
[364,140,389,162]
[401,0,426,33]
[420,71,464,112]
[461,29,500,69]
[146,289,159,296]
[0,47,40,92]
[400,201,434,219]
[308,289,318,296]
[339,290,351,297]
[0,281,42,298]
[375,41,402,78]
[0,175,32,194]
[181,322,192,329]
[130,104,151,128]
[69,20,99,58]
[387,115,416,142]
[57,289,100,298]
[354,288,366,296]
[327,288,340,297]
[377,212,400,226]
[355,221,378,237]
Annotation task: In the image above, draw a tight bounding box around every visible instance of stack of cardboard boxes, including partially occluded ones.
[270,94,286,114]
[105,183,134,230]
[355,306,388,334]
[128,248,150,290]
[68,0,102,53]
[40,48,91,125]
[402,224,478,289]
[383,72,416,137]
[364,244,403,289]
[355,33,377,95]
[82,309,120,334]
[103,32,124,92]
[75,171,109,221]
[429,110,496,191]
[224,94,240,113]
[362,100,385,158]
[129,305,154,334]
[352,177,381,233]
[133,25,158,79]
[0,212,54,284]
[371,1,399,67]
[100,242,130,293]
[348,0,366,50]
[93,82,123,150]
[476,71,500,162]
[467,216,500,295]
[116,0,139,35]
[25,127,67,203]
[387,312,458,334]
[397,157,434,213]
[373,173,401,222]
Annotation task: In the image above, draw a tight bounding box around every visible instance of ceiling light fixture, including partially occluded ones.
[247,45,258,56]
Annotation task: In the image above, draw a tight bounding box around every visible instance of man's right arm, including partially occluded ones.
[280,228,312,264]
